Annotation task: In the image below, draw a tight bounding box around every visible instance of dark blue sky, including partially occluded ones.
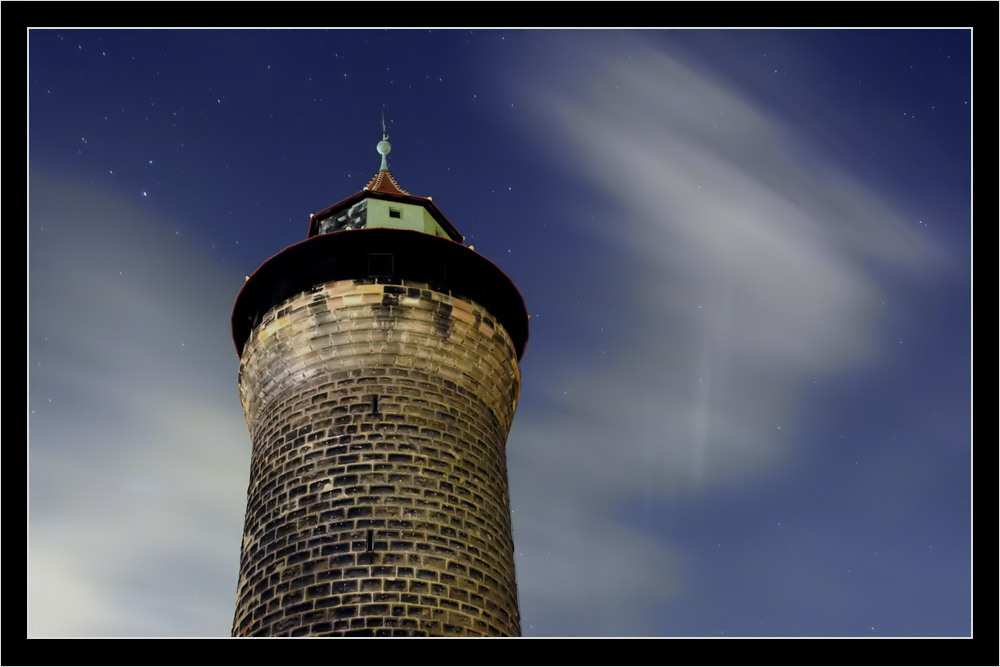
[28,28,971,638]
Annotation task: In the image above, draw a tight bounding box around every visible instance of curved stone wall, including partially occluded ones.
[232,278,521,636]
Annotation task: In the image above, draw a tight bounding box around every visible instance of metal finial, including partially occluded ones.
[377,109,391,171]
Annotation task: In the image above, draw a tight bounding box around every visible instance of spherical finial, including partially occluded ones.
[377,125,391,171]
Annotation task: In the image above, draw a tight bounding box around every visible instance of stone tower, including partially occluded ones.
[229,129,528,637]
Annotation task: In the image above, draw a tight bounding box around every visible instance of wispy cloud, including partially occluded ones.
[505,34,946,635]
[28,176,249,636]
[514,34,942,494]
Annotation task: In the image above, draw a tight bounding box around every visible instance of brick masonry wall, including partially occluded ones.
[232,279,522,636]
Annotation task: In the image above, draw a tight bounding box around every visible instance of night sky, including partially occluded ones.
[28,28,972,639]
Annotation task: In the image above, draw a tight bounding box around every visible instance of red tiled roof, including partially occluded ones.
[364,169,410,196]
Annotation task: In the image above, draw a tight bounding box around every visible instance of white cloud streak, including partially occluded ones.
[505,35,945,635]
[514,34,942,493]
[28,176,249,636]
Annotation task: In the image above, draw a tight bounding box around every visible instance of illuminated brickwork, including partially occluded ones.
[232,279,521,636]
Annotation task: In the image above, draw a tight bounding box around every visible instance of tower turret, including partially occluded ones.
[230,131,528,637]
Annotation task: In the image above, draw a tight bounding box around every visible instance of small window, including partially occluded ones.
[388,209,401,219]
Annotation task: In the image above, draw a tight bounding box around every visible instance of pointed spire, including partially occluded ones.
[366,114,410,196]
[376,109,391,172]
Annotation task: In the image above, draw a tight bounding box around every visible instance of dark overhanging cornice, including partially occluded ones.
[232,228,528,360]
